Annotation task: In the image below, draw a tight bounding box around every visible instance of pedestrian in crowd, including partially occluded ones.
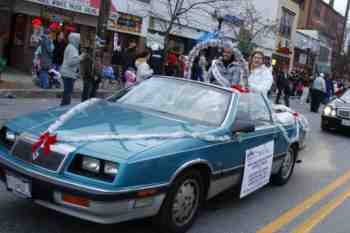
[324,73,335,104]
[296,79,304,99]
[178,54,187,78]
[52,32,66,70]
[198,52,208,81]
[275,65,291,107]
[191,56,204,81]
[60,33,86,106]
[300,79,310,104]
[310,73,326,113]
[37,29,54,89]
[135,50,154,83]
[166,51,179,76]
[208,42,245,87]
[149,44,163,75]
[121,40,137,80]
[248,50,273,95]
[111,43,123,86]
[80,47,93,102]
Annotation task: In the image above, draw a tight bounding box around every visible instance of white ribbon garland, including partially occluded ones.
[58,131,231,143]
[47,98,103,134]
[211,60,231,87]
[45,98,231,143]
[273,105,310,145]
[43,98,308,146]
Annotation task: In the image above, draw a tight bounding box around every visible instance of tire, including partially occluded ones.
[272,147,296,186]
[154,170,204,233]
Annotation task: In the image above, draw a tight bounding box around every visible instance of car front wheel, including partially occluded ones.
[154,170,204,233]
[272,147,296,186]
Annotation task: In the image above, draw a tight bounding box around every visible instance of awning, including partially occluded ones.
[25,0,117,16]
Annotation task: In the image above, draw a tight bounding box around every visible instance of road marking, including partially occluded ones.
[291,186,350,233]
[256,170,350,233]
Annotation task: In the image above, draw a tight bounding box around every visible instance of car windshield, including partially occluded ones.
[117,78,233,126]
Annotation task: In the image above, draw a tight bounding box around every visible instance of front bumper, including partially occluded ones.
[321,115,350,131]
[0,155,166,224]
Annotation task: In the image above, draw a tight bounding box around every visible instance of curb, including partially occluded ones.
[0,89,115,99]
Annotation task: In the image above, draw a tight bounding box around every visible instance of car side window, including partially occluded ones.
[249,94,272,126]
[235,94,272,127]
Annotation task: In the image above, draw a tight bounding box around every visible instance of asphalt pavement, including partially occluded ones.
[0,98,350,233]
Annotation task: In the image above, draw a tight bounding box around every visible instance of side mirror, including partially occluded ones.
[232,120,255,134]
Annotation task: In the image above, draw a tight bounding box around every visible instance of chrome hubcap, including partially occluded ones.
[281,149,294,179]
[172,179,200,227]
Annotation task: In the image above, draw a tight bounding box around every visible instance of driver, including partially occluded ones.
[207,41,246,88]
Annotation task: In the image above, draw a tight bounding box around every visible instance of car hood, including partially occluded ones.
[5,101,213,162]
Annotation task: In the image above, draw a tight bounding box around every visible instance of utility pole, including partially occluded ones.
[341,0,350,52]
[92,0,111,95]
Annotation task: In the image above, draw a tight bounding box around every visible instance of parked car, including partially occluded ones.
[322,89,350,132]
[0,77,308,233]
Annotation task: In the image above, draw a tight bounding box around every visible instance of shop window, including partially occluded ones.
[13,14,26,46]
[279,8,295,39]
[313,2,321,18]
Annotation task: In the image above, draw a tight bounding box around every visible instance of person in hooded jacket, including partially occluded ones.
[60,33,86,106]
[135,50,154,83]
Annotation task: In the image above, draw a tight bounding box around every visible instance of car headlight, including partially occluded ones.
[104,162,119,175]
[324,106,332,116]
[82,156,101,174]
[5,130,16,142]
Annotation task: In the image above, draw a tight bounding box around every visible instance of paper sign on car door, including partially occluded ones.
[240,141,274,198]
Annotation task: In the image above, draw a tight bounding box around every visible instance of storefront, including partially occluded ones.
[148,17,202,55]
[293,30,321,77]
[6,0,146,73]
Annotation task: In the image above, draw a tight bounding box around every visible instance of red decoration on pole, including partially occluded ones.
[49,22,62,32]
[32,132,58,156]
[32,18,42,28]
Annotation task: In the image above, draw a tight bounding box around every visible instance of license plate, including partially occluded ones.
[6,173,32,198]
[342,119,350,127]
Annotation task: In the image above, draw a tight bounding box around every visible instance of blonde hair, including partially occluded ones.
[249,50,265,71]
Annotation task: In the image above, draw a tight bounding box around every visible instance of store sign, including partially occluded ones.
[25,0,117,16]
[26,0,98,15]
[41,6,74,22]
[108,13,142,34]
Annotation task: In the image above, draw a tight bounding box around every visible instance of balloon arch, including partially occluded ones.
[185,39,249,81]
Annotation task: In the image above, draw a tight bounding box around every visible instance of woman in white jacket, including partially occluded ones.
[248,50,273,95]
[135,50,154,83]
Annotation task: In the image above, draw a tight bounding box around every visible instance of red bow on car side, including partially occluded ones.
[32,132,57,156]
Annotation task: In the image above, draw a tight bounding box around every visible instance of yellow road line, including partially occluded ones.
[291,186,350,233]
[256,170,350,233]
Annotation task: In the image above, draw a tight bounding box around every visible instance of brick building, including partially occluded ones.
[298,0,346,74]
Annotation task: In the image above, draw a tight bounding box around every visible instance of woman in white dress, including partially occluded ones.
[247,50,273,95]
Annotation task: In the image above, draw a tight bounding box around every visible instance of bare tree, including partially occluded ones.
[147,0,240,71]
[222,0,278,58]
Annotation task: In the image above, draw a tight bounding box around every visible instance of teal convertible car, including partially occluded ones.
[0,77,308,233]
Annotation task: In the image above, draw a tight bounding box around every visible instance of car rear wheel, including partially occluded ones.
[154,170,204,233]
[272,147,296,186]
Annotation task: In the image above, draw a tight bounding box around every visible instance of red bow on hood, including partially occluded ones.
[32,132,57,156]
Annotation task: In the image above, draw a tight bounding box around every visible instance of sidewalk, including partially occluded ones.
[0,68,117,98]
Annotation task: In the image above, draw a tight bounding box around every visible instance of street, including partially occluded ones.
[0,98,349,233]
